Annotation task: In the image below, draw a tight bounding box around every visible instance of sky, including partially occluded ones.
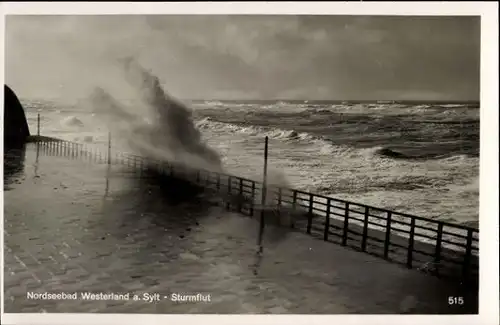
[5,15,480,101]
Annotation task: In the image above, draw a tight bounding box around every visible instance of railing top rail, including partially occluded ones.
[269,186,478,233]
[297,189,478,232]
[42,138,480,233]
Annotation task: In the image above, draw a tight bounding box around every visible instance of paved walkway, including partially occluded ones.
[3,144,477,314]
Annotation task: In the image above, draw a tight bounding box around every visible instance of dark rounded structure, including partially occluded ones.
[4,85,30,148]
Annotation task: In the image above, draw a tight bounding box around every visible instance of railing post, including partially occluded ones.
[216,173,221,190]
[434,222,444,275]
[108,132,111,165]
[238,178,243,213]
[137,157,142,177]
[291,190,298,228]
[361,206,369,252]
[462,229,473,282]
[202,171,207,185]
[277,187,282,215]
[198,170,204,184]
[292,191,298,210]
[342,202,350,246]
[37,113,40,136]
[383,211,392,259]
[250,181,256,216]
[307,193,313,234]
[323,199,331,241]
[226,176,232,210]
[407,217,416,268]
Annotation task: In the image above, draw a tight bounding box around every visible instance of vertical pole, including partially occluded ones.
[407,217,416,268]
[250,181,256,216]
[226,176,232,210]
[361,206,369,252]
[342,202,350,246]
[277,188,282,215]
[238,178,244,213]
[257,136,269,254]
[37,113,40,136]
[462,229,473,282]
[434,222,444,275]
[384,211,392,259]
[323,199,331,241]
[205,171,210,187]
[291,190,298,229]
[107,132,112,165]
[307,194,313,234]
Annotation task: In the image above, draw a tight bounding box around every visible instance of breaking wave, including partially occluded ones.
[61,116,85,128]
[87,58,223,172]
[195,116,479,165]
[196,117,316,142]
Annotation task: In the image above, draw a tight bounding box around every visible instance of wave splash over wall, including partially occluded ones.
[88,58,223,172]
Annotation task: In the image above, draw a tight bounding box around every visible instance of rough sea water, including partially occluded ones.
[21,64,479,228]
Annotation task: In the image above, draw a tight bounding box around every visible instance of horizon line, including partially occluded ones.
[18,96,480,104]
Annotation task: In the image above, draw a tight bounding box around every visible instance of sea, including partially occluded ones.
[21,97,479,228]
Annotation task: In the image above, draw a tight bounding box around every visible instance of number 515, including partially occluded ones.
[448,296,464,305]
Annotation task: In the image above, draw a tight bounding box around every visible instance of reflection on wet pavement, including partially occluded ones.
[4,144,477,314]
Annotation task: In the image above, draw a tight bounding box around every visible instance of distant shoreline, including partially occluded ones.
[18,97,480,106]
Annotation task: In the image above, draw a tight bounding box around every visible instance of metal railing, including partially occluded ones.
[32,136,479,284]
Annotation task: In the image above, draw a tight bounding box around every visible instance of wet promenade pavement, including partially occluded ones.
[3,144,478,314]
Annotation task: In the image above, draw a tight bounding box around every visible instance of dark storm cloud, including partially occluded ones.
[5,15,479,100]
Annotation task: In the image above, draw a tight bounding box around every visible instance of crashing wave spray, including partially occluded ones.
[88,57,223,172]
